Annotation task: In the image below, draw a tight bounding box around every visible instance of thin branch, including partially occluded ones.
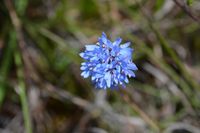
[173,0,200,24]
[5,1,33,133]
[43,83,146,130]
[122,90,160,132]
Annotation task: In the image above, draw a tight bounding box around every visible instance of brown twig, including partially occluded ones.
[173,0,200,24]
[121,90,160,132]
[5,0,39,83]
[43,83,146,131]
[5,0,24,49]
[5,1,33,133]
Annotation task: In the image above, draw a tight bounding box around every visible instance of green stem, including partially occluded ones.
[14,46,32,133]
[147,17,200,92]
[131,35,199,109]
[0,31,17,106]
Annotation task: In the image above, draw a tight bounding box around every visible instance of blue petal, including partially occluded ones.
[102,32,107,37]
[81,62,86,65]
[91,76,96,81]
[124,77,129,83]
[79,52,85,58]
[80,66,87,70]
[95,73,103,78]
[90,56,99,61]
[99,78,106,89]
[105,72,112,88]
[128,63,138,70]
[119,48,132,58]
[114,78,118,84]
[113,37,122,46]
[81,71,90,78]
[101,33,108,44]
[85,45,98,51]
[100,33,112,47]
[120,42,131,48]
[127,70,136,77]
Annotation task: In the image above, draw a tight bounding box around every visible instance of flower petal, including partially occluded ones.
[81,71,90,78]
[80,66,87,70]
[113,37,122,46]
[105,72,112,88]
[85,45,98,51]
[120,42,130,48]
[128,63,138,70]
[127,70,136,77]
[79,52,85,58]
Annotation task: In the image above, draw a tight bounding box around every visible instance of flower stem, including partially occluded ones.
[14,47,33,133]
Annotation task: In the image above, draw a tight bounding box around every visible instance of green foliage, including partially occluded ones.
[154,0,165,11]
[1,0,200,132]
[187,0,193,6]
[14,0,28,16]
[79,0,100,19]
[0,31,17,106]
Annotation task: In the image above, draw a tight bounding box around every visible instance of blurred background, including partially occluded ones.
[0,0,200,133]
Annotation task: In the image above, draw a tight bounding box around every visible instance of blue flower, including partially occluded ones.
[80,32,137,89]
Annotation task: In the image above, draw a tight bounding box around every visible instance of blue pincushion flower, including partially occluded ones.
[80,32,137,89]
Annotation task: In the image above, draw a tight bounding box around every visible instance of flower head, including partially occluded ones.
[80,32,137,89]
